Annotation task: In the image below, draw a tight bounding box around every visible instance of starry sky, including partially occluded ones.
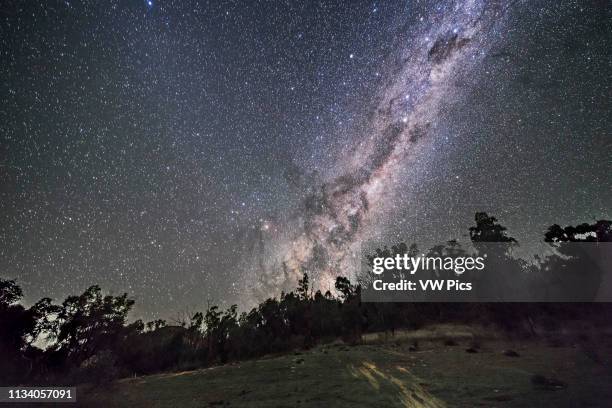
[1,0,610,319]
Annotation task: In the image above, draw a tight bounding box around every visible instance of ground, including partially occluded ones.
[78,325,612,407]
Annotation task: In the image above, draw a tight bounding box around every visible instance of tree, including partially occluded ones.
[469,212,516,242]
[297,273,310,300]
[0,279,22,306]
[217,305,238,362]
[539,220,611,301]
[145,319,167,332]
[335,276,356,301]
[0,279,58,383]
[545,220,611,242]
[52,285,134,367]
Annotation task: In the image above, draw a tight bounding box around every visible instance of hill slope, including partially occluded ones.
[79,334,612,407]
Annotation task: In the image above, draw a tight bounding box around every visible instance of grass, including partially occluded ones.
[78,327,612,407]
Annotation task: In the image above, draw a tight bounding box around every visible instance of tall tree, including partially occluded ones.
[469,212,516,243]
[52,285,134,365]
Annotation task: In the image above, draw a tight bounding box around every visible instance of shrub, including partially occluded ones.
[77,350,120,386]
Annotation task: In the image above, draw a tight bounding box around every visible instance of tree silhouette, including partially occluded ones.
[539,219,611,301]
[0,279,58,384]
[51,285,134,368]
[297,273,310,300]
[334,276,356,301]
[469,212,516,242]
[545,220,611,242]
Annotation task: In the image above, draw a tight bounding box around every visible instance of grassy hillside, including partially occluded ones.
[78,327,612,407]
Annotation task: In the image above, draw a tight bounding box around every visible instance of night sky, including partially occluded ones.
[1,0,610,319]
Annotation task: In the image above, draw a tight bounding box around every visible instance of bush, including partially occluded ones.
[77,350,120,386]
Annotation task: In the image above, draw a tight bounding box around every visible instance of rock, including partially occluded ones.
[503,349,520,357]
[531,374,567,390]
[484,395,513,402]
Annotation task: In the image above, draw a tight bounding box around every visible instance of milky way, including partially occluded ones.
[250,1,519,298]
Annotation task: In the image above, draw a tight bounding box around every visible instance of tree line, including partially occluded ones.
[1,213,610,386]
